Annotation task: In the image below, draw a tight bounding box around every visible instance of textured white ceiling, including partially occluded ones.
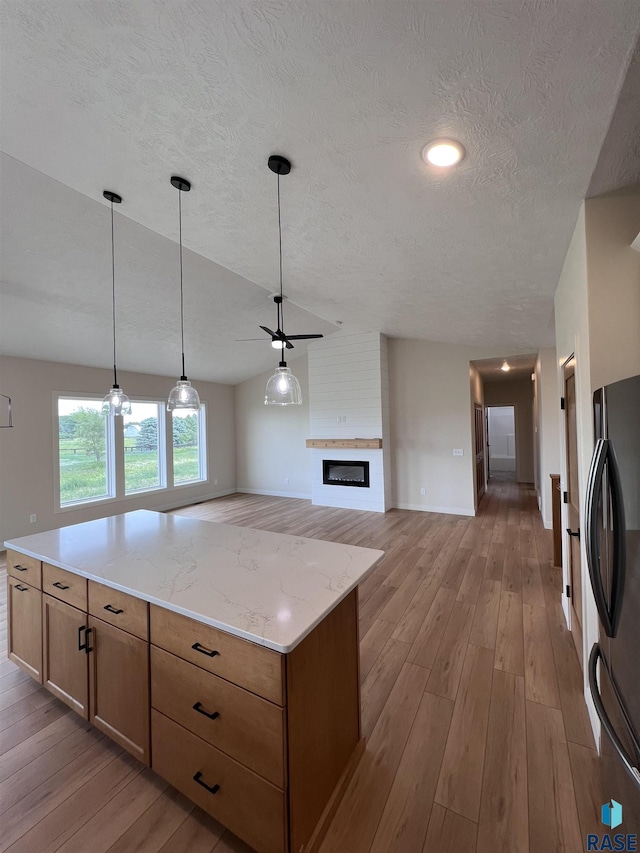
[1,1,639,383]
[473,353,537,383]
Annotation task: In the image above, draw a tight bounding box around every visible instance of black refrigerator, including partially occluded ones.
[586,373,640,825]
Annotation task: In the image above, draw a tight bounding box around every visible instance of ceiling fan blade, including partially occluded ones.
[282,334,324,341]
[235,338,269,342]
[259,326,277,337]
[285,340,294,350]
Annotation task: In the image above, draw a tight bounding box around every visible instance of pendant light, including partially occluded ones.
[167,176,200,412]
[264,155,302,406]
[102,191,131,417]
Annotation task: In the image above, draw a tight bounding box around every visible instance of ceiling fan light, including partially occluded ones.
[167,378,201,413]
[271,339,284,349]
[265,367,302,406]
[102,385,131,417]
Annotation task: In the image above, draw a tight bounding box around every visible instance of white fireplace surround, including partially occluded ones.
[307,331,391,512]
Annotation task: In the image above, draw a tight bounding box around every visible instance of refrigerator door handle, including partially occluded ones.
[606,441,627,637]
[586,439,615,636]
[589,644,640,789]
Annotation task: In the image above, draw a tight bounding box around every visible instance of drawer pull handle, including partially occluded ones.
[104,604,124,615]
[53,581,70,590]
[193,702,220,720]
[191,642,219,658]
[13,564,28,572]
[15,584,29,592]
[193,772,220,795]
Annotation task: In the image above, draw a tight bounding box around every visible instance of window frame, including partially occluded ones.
[123,398,168,497]
[54,393,116,512]
[171,403,207,488]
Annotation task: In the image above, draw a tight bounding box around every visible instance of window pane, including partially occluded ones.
[58,399,110,505]
[173,410,203,484]
[124,402,162,494]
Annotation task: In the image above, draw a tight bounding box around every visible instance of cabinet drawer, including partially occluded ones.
[150,605,284,705]
[152,710,286,853]
[7,550,42,589]
[43,564,87,610]
[151,646,285,788]
[89,581,148,640]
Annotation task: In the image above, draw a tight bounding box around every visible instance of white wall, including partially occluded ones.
[234,355,311,499]
[586,189,640,390]
[484,378,535,483]
[0,356,236,544]
[389,338,501,516]
[554,203,598,736]
[535,348,561,528]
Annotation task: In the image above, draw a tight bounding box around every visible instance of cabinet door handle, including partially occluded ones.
[15,584,29,592]
[191,642,219,658]
[53,581,70,590]
[13,564,28,572]
[103,604,124,615]
[193,702,220,720]
[193,771,220,795]
[84,627,93,654]
[78,626,88,651]
[566,528,580,540]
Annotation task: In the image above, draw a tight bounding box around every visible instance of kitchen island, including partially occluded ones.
[5,510,383,853]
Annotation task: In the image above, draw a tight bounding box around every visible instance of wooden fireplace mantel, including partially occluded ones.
[306,438,383,449]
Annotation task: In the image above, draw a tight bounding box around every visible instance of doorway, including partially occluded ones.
[563,356,583,668]
[486,406,516,480]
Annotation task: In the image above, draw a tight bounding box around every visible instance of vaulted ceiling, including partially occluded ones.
[1,1,638,383]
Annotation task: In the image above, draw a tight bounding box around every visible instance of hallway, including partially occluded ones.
[0,480,601,852]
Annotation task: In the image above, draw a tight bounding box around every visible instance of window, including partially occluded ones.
[56,395,207,509]
[172,406,206,485]
[58,397,113,506]
[123,402,165,494]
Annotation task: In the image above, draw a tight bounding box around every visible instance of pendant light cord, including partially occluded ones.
[110,198,118,387]
[277,172,287,367]
[179,189,186,379]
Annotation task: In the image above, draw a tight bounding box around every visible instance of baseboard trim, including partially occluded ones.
[155,488,237,512]
[238,488,312,501]
[394,502,475,517]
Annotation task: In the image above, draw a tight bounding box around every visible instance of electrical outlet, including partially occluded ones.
[420,488,425,496]
[213,478,218,485]
[284,477,289,485]
[453,448,464,456]
[29,514,37,523]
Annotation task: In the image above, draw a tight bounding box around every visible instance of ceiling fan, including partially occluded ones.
[238,155,324,352]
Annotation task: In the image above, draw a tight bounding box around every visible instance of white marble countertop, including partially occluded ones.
[5,510,383,653]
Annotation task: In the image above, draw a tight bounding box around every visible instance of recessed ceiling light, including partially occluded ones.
[501,361,511,372]
[422,139,466,168]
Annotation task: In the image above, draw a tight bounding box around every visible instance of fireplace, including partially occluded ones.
[322,459,370,488]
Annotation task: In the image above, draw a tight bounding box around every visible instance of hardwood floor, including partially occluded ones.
[0,477,601,852]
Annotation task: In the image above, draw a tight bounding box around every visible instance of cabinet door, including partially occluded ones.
[8,577,43,683]
[89,616,150,765]
[42,593,89,718]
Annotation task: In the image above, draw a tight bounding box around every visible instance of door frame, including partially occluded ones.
[558,353,579,631]
[485,404,518,480]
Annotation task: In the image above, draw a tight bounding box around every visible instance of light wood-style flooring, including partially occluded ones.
[1,477,602,852]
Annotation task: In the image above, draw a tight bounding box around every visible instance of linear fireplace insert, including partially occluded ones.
[323,459,370,488]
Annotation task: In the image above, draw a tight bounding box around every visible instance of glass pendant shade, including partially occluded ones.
[264,366,302,406]
[167,378,201,412]
[102,385,131,416]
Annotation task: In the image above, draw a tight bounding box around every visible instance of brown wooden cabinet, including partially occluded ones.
[89,615,150,764]
[8,576,43,682]
[42,593,90,718]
